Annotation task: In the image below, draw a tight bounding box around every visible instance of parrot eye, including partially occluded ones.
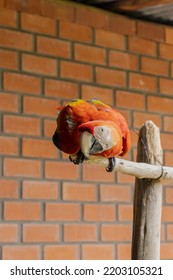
[99,127,105,133]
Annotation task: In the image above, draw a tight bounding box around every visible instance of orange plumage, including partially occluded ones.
[53,99,131,163]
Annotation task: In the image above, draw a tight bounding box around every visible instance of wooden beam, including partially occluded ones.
[131,121,163,259]
[108,0,173,11]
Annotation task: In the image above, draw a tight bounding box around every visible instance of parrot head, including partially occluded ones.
[79,120,123,159]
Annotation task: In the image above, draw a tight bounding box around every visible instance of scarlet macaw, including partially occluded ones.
[52,99,131,172]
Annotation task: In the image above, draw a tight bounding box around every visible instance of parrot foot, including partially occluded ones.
[106,157,116,172]
[69,150,85,165]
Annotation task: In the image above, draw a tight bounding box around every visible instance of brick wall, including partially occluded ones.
[0,0,173,260]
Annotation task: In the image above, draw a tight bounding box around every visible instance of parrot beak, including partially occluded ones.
[80,131,103,158]
[80,131,94,159]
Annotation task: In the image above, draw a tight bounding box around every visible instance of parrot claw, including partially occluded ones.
[69,150,85,165]
[106,157,116,172]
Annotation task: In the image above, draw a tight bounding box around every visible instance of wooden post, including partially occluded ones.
[131,121,163,259]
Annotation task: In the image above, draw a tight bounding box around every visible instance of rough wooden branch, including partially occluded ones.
[131,120,162,260]
[84,156,173,180]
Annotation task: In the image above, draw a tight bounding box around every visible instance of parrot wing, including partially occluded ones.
[54,99,97,155]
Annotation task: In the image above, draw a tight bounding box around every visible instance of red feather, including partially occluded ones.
[53,99,131,157]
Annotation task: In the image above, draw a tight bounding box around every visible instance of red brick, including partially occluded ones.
[23,180,58,200]
[159,43,173,60]
[0,136,18,155]
[60,21,92,43]
[159,78,173,95]
[102,224,132,241]
[100,184,131,202]
[166,187,173,203]
[170,65,173,79]
[22,54,57,76]
[75,44,106,65]
[130,129,138,146]
[161,133,173,150]
[64,224,97,242]
[148,96,173,114]
[2,245,40,260]
[44,119,56,138]
[82,244,114,260]
[23,96,58,117]
[44,245,79,260]
[23,224,59,243]
[109,14,136,35]
[164,151,173,166]
[116,91,145,110]
[22,138,56,159]
[96,67,126,87]
[109,50,138,70]
[137,21,164,41]
[117,172,135,184]
[45,79,78,99]
[84,204,115,222]
[83,164,115,182]
[3,115,40,136]
[129,37,156,56]
[21,12,56,35]
[37,36,71,58]
[161,243,173,259]
[63,182,97,202]
[119,109,131,125]
[164,116,173,132]
[61,61,93,82]
[3,72,40,95]
[118,204,133,221]
[46,203,80,221]
[76,6,109,29]
[117,244,131,260]
[129,72,157,93]
[95,29,125,50]
[141,57,168,76]
[41,0,75,21]
[82,85,113,105]
[133,112,161,128]
[162,206,173,222]
[167,224,173,240]
[0,7,17,27]
[0,179,18,198]
[0,224,18,242]
[0,49,18,70]
[0,93,18,112]
[4,202,41,221]
[45,161,79,180]
[4,158,41,178]
[166,27,173,45]
[0,0,4,7]
[161,225,165,241]
[0,28,33,50]
[6,0,41,14]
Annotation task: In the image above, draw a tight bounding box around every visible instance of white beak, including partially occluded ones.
[80,131,94,159]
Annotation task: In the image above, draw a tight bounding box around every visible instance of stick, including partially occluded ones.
[84,156,173,180]
[131,121,162,259]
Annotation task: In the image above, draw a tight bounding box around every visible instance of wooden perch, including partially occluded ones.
[85,156,173,180]
[84,120,172,181]
[131,120,162,260]
[84,120,164,260]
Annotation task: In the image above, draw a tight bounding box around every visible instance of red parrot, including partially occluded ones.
[52,99,131,171]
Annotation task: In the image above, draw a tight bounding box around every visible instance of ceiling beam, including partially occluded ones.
[107,0,173,11]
